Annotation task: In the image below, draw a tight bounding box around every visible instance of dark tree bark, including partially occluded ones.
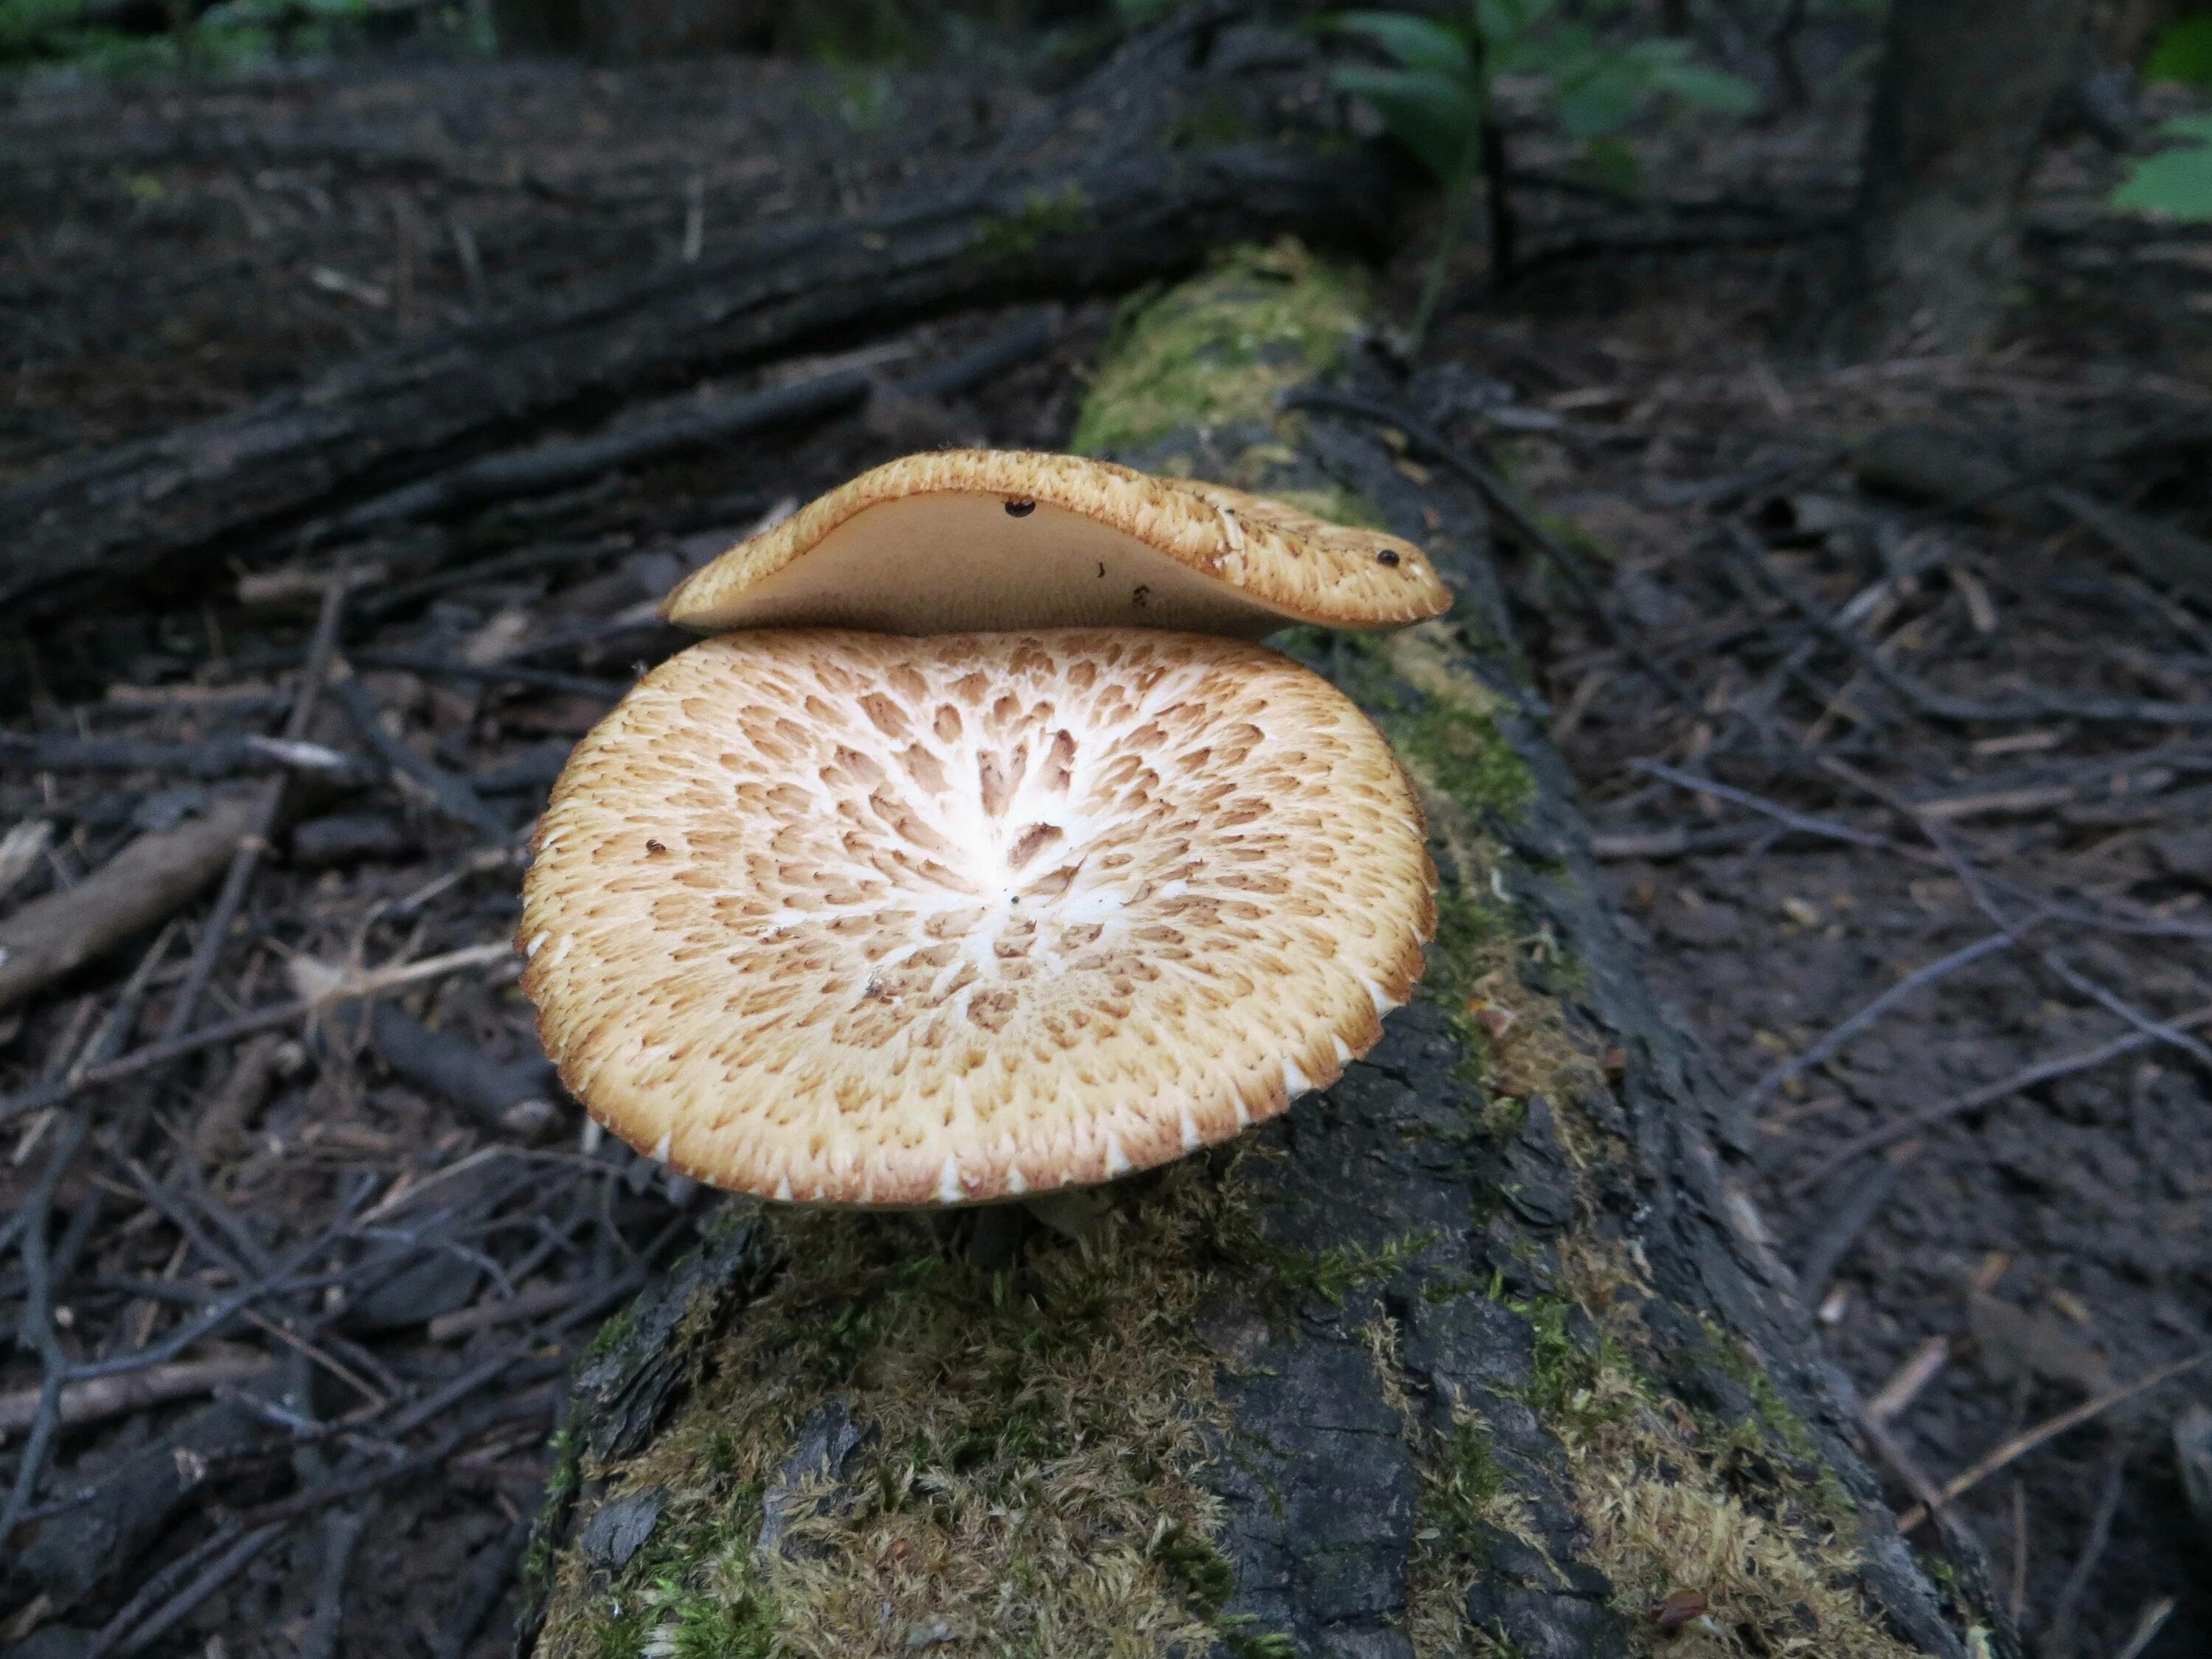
[0,8,1394,623]
[1845,0,2089,355]
[487,0,585,52]
[567,0,776,59]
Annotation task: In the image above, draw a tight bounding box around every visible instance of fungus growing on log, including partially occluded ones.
[659,448,1450,636]
[518,627,1436,1206]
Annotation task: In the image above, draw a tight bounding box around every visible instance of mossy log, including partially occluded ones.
[514,254,1998,1659]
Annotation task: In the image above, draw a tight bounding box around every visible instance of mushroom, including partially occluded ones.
[661,449,1450,638]
[519,627,1436,1207]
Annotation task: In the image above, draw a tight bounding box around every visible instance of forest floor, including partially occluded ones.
[2,34,2211,1659]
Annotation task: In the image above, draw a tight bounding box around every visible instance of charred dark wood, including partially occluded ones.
[4,1382,287,1618]
[13,0,223,44]
[358,1001,563,1140]
[327,310,1059,536]
[0,733,378,789]
[0,18,1397,621]
[347,651,630,702]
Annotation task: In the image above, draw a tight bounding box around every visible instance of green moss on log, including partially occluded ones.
[1071,239,1367,456]
[540,1168,1251,1659]
[974,185,1091,263]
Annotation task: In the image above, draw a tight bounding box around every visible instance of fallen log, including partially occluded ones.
[514,255,1994,1659]
[326,308,1060,536]
[0,11,1397,622]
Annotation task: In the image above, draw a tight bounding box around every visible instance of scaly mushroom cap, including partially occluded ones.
[659,450,1450,637]
[519,628,1436,1206]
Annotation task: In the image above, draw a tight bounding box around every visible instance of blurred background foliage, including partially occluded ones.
[1,1,2208,223]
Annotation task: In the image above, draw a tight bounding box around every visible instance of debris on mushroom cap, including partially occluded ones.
[519,627,1437,1207]
[659,449,1450,637]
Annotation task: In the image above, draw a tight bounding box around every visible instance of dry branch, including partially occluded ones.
[0,941,515,1127]
[0,793,258,1014]
[0,1348,275,1439]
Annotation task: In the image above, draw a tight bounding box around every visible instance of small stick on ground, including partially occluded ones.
[299,1502,375,1659]
[329,660,507,838]
[1896,1353,2209,1534]
[1628,757,1890,849]
[1731,529,2212,726]
[428,1517,534,1659]
[2112,1597,2177,1659]
[1732,933,2013,1116]
[0,941,514,1128]
[1855,1402,1989,1563]
[0,796,260,1015]
[1865,1336,1952,1425]
[2040,1447,2126,1659]
[1785,1003,2212,1196]
[0,1346,274,1438]
[1795,1138,1921,1306]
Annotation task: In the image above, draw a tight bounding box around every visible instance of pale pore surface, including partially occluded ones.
[520,629,1436,1206]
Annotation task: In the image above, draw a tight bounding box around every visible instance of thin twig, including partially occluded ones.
[0,925,180,1549]
[0,1348,274,1438]
[1731,529,2212,726]
[109,1521,287,1657]
[1854,1402,1989,1562]
[1895,1353,2208,1534]
[1733,933,2014,1117]
[1627,757,1888,848]
[1795,1138,1920,1305]
[85,1515,249,1659]
[298,1501,374,1659]
[1784,1003,2212,1197]
[167,561,356,1038]
[0,942,514,1127]
[428,1517,534,1659]
[328,658,508,838]
[2042,1447,2126,1659]
[1826,754,2212,1069]
[1865,1336,1951,1425]
[2112,1597,2177,1659]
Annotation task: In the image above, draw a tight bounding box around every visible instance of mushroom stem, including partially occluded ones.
[1021,1190,1111,1242]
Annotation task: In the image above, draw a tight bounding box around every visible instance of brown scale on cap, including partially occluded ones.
[660,449,1450,637]
[519,628,1437,1207]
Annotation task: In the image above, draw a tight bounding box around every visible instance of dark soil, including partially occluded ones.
[1,27,2210,1659]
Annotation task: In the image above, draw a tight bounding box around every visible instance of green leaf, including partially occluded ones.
[1332,62,1485,184]
[1329,9,1475,76]
[2146,15,2212,89]
[2111,123,2212,222]
[1553,49,1646,138]
[1475,0,1557,49]
[1576,133,1641,196]
[1639,52,1761,114]
[1500,15,1599,77]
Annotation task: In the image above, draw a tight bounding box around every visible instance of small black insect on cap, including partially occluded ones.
[1377,549,1401,566]
[1004,498,1037,518]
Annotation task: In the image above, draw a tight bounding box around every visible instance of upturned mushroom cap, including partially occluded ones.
[659,450,1450,637]
[518,628,1436,1206]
